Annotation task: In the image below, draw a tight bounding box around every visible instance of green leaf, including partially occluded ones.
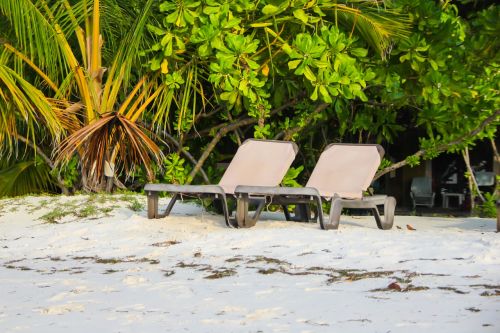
[288,59,301,70]
[351,48,368,57]
[282,43,293,55]
[243,59,258,70]
[198,43,211,57]
[161,33,172,46]
[150,57,161,71]
[303,66,317,82]
[147,24,166,36]
[293,9,308,24]
[399,53,410,63]
[220,91,238,104]
[311,86,319,101]
[262,4,279,15]
[319,85,332,103]
[429,59,439,70]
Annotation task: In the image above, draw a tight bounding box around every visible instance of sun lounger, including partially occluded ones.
[144,139,298,227]
[233,143,396,229]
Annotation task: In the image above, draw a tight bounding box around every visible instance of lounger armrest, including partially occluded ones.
[234,185,321,198]
[144,184,226,196]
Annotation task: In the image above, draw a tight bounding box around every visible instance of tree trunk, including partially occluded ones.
[491,138,499,197]
[462,149,476,211]
[463,148,486,212]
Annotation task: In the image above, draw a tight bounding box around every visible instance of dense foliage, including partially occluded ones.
[141,0,498,185]
[0,0,498,204]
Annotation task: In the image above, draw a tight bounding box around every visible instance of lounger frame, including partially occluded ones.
[145,184,232,226]
[233,143,396,230]
[144,139,298,228]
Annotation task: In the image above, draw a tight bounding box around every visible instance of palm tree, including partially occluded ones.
[0,0,162,193]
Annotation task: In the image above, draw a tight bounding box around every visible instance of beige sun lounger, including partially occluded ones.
[234,143,396,229]
[144,139,298,227]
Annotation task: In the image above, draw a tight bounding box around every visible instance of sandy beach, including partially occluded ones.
[0,194,499,332]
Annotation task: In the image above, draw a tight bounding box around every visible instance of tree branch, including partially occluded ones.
[274,103,330,140]
[160,131,210,184]
[186,99,301,183]
[186,117,260,183]
[463,147,485,204]
[192,99,299,138]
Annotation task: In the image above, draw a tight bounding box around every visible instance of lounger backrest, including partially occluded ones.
[218,139,298,194]
[306,144,383,199]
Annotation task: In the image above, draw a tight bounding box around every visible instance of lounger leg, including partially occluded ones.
[372,207,382,228]
[147,191,159,219]
[372,197,396,230]
[314,196,325,229]
[234,195,264,228]
[382,197,396,230]
[160,193,178,217]
[324,198,342,230]
[220,195,233,228]
[235,194,250,228]
[283,205,292,221]
[295,204,312,222]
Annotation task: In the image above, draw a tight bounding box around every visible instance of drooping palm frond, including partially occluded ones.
[0,0,71,82]
[48,98,83,133]
[101,0,155,113]
[98,0,155,62]
[321,0,411,58]
[55,112,163,185]
[0,0,95,120]
[0,157,56,197]
[0,64,64,145]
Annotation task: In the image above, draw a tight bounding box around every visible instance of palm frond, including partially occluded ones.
[0,157,56,197]
[0,0,70,82]
[0,64,64,145]
[101,0,154,113]
[321,1,411,58]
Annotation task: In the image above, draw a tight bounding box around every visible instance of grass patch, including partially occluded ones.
[36,194,140,223]
[40,207,71,223]
[127,198,144,212]
[76,205,99,218]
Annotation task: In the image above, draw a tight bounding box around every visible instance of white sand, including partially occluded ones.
[0,195,499,332]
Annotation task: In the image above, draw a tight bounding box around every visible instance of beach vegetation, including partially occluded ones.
[0,0,497,215]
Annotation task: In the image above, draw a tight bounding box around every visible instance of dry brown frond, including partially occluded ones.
[55,112,162,186]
